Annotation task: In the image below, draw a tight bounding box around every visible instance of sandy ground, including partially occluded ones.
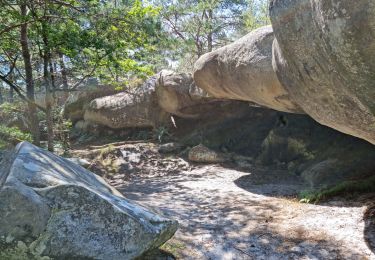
[72,142,375,260]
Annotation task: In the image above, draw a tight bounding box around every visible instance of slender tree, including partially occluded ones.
[155,0,249,71]
[0,0,163,148]
[20,2,40,145]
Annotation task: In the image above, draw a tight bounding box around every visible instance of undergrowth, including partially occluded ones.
[299,175,375,203]
[0,125,32,149]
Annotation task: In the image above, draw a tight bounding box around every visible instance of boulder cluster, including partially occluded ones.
[66,0,375,145]
[2,0,374,258]
[194,0,375,145]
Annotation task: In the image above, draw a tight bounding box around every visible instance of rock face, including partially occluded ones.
[0,142,177,259]
[193,25,301,113]
[84,77,169,129]
[63,85,119,123]
[156,70,211,118]
[270,0,375,144]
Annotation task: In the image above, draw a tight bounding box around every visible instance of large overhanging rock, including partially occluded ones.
[270,0,375,144]
[155,70,253,120]
[193,25,302,114]
[0,142,178,259]
[84,77,169,129]
[155,70,211,118]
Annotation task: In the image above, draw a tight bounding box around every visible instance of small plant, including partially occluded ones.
[0,125,33,148]
[99,144,116,159]
[299,175,375,203]
[0,102,25,114]
[154,126,171,143]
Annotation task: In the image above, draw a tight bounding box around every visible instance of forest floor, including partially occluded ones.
[71,141,375,260]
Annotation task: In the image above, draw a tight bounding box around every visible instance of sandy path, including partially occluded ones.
[72,142,374,259]
[116,164,374,260]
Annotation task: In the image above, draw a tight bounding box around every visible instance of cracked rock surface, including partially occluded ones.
[0,142,177,260]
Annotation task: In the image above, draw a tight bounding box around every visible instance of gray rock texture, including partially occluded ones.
[270,0,375,144]
[84,77,169,129]
[64,85,119,123]
[193,26,302,113]
[0,142,177,259]
[156,70,211,118]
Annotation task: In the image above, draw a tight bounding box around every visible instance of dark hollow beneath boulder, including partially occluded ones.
[0,142,177,260]
[178,106,375,190]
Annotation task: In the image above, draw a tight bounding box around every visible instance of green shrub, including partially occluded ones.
[153,126,171,143]
[0,125,33,148]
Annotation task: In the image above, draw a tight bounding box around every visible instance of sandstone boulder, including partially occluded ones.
[63,85,119,123]
[84,77,168,129]
[193,25,301,113]
[0,142,177,259]
[156,70,211,118]
[270,0,375,144]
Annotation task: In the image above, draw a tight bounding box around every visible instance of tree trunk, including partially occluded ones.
[0,86,4,104]
[42,26,54,152]
[49,61,56,90]
[59,53,69,100]
[20,3,40,145]
[207,9,213,52]
[8,73,14,103]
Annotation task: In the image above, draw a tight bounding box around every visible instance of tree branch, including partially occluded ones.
[0,73,46,112]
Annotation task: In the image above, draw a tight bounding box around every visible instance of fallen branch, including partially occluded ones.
[89,140,155,149]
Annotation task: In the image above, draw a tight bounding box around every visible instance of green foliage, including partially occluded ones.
[154,126,172,143]
[0,102,31,148]
[1,0,164,92]
[0,125,32,148]
[243,0,270,32]
[0,102,26,121]
[99,144,116,159]
[155,0,251,71]
[299,175,375,203]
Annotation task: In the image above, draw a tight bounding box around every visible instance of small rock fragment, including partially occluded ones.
[188,144,227,163]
